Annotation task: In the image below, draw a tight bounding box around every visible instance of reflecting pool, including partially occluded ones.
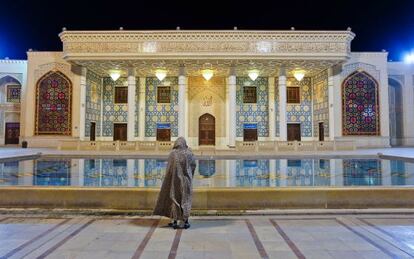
[0,158,413,188]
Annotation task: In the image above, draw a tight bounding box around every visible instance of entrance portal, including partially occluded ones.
[113,123,127,141]
[199,113,215,145]
[287,124,301,141]
[5,123,19,144]
[90,122,96,141]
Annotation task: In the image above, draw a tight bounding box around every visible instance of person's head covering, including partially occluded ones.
[173,137,188,150]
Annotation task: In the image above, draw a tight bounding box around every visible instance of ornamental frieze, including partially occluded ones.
[60,30,354,59]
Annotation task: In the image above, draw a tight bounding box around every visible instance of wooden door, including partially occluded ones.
[90,122,96,141]
[318,122,324,141]
[199,114,215,145]
[243,129,258,141]
[113,123,127,141]
[287,124,301,141]
[5,123,19,144]
[156,128,171,141]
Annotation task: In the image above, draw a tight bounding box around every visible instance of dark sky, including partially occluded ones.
[1,0,414,60]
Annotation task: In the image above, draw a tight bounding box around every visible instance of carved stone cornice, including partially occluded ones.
[59,30,355,61]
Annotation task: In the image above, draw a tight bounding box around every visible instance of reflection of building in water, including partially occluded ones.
[83,159,128,187]
[0,161,19,186]
[83,159,102,186]
[145,159,167,187]
[278,159,331,187]
[198,160,216,177]
[34,159,71,186]
[3,158,414,188]
[236,160,269,187]
[342,159,382,186]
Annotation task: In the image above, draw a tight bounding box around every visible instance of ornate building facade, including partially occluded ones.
[0,30,413,148]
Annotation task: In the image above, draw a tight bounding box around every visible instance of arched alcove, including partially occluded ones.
[35,71,72,135]
[388,78,403,146]
[342,71,380,136]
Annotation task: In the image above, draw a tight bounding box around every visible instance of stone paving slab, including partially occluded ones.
[1,214,414,258]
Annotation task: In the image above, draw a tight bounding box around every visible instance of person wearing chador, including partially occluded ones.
[153,137,196,229]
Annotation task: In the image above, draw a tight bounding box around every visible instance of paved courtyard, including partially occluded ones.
[0,214,414,258]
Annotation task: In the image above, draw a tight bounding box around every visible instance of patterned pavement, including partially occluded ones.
[0,214,414,258]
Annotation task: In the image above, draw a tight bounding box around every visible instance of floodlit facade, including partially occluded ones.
[0,29,413,149]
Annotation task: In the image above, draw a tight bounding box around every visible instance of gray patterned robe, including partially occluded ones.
[153,137,196,220]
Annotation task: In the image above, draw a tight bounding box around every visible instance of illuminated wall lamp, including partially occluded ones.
[404,53,414,64]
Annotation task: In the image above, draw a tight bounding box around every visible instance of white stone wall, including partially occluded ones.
[0,59,27,145]
[388,62,414,146]
[23,52,81,147]
[332,52,390,148]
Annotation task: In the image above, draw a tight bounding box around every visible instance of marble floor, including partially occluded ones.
[0,214,414,258]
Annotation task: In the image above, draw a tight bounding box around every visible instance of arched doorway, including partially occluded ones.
[0,75,22,145]
[388,78,403,146]
[199,113,215,145]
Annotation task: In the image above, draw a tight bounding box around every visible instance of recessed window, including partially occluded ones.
[287,87,300,103]
[7,85,21,103]
[157,86,171,103]
[243,86,257,103]
[114,87,128,103]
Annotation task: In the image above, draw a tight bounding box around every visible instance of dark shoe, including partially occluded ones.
[168,220,177,228]
[172,222,179,229]
[184,221,191,229]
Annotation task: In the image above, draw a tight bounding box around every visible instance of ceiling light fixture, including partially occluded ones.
[155,68,167,81]
[248,69,260,81]
[202,63,214,81]
[109,69,121,81]
[293,69,306,82]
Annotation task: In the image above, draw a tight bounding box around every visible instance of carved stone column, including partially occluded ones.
[228,66,237,147]
[138,77,146,141]
[268,77,276,140]
[178,65,187,138]
[127,68,136,141]
[278,68,287,141]
[328,66,338,140]
[79,67,87,141]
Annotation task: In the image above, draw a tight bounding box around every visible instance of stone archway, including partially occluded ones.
[388,78,403,146]
[199,113,215,146]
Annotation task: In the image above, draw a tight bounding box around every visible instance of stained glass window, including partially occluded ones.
[342,71,379,135]
[35,71,72,135]
[6,85,21,103]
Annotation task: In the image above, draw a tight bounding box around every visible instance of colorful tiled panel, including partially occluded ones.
[312,70,329,138]
[286,77,312,137]
[102,77,128,137]
[145,77,179,137]
[236,77,269,137]
[85,70,102,137]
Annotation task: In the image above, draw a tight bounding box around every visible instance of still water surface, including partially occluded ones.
[0,158,412,188]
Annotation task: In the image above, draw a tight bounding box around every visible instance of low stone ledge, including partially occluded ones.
[1,187,413,210]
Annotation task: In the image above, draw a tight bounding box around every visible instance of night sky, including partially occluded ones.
[1,0,414,61]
